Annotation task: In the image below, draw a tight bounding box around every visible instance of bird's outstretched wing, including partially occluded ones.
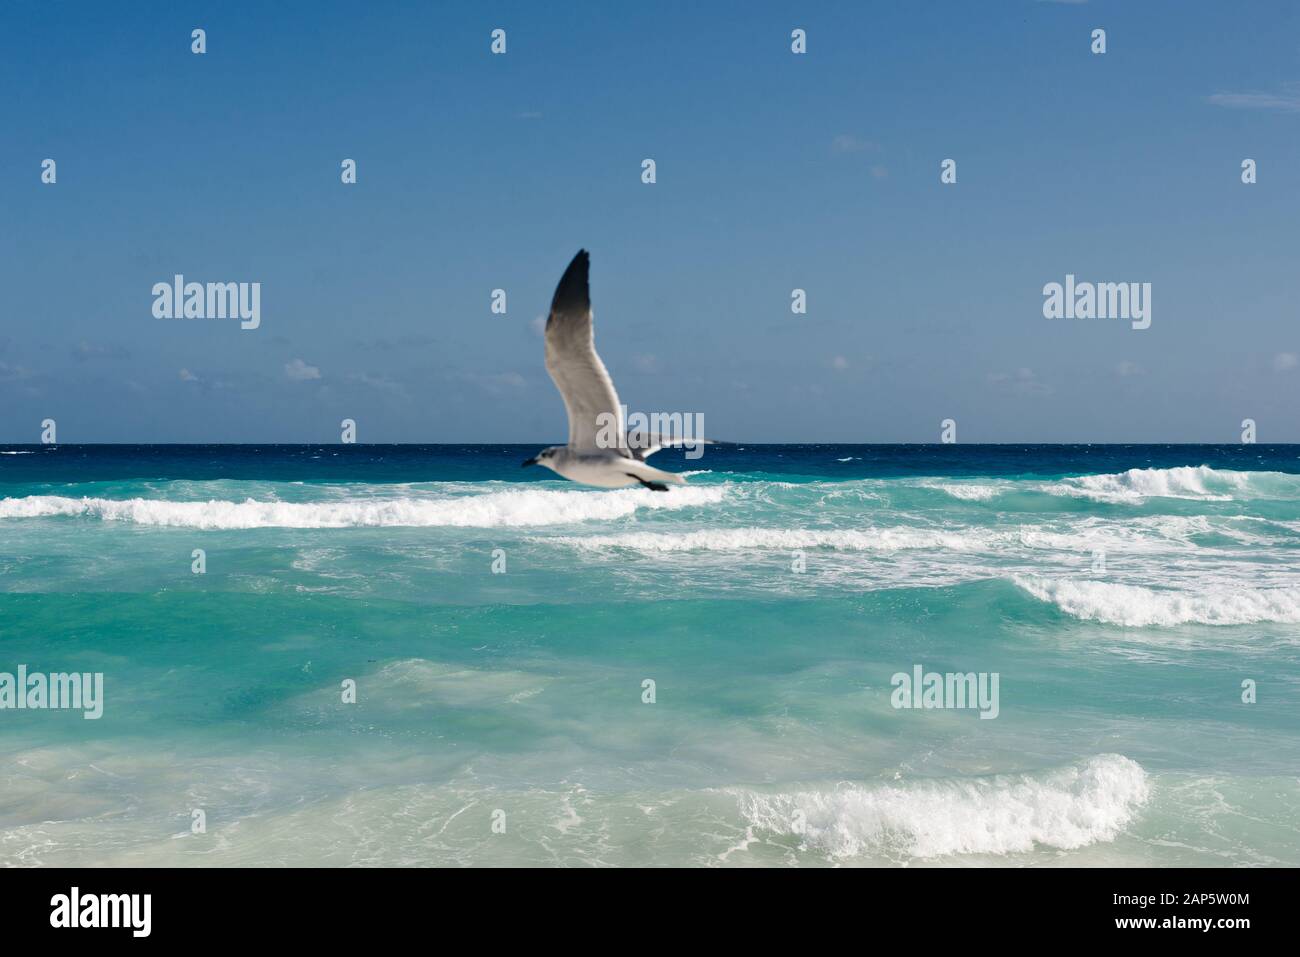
[625,433,715,461]
[544,250,627,453]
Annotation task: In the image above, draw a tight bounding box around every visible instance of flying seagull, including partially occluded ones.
[523,250,700,491]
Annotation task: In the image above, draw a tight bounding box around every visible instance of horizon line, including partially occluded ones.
[2,442,1297,449]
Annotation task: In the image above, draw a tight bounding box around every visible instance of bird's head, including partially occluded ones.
[521,446,564,471]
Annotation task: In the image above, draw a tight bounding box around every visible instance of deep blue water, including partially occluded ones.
[3,443,1299,485]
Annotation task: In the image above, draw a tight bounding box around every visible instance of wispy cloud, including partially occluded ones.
[988,368,1052,396]
[0,361,38,383]
[1207,82,1300,113]
[491,371,526,390]
[1273,352,1297,372]
[462,371,528,396]
[830,134,880,155]
[72,339,130,362]
[0,361,43,397]
[349,334,437,351]
[284,358,321,381]
[346,371,406,394]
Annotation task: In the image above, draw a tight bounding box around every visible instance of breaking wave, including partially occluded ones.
[549,526,1010,553]
[1047,466,1292,504]
[0,486,726,529]
[733,754,1150,860]
[1014,575,1300,626]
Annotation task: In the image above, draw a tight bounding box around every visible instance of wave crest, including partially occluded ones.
[734,754,1149,860]
[549,526,1006,553]
[918,467,1295,505]
[1015,575,1300,626]
[0,486,725,529]
[1049,466,1267,503]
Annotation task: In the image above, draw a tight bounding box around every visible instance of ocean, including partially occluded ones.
[1,444,1297,867]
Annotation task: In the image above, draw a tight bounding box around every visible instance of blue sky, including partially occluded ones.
[1,0,1298,442]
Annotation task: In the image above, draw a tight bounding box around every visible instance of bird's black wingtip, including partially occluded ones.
[550,249,590,316]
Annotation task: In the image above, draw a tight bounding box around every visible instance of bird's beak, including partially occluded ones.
[521,457,538,468]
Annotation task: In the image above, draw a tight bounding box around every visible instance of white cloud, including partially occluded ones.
[531,315,547,337]
[178,368,199,382]
[831,134,880,155]
[830,355,849,371]
[467,371,528,396]
[1115,360,1144,377]
[1207,83,1300,113]
[73,339,129,361]
[0,361,41,397]
[1273,352,1298,372]
[285,358,321,381]
[988,368,1051,396]
[347,371,404,393]
[0,361,37,382]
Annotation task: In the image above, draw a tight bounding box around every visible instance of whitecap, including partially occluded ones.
[731,754,1150,860]
[1014,575,1300,626]
[0,485,726,529]
[1044,466,1283,504]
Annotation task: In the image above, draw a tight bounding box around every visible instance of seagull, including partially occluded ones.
[522,250,700,491]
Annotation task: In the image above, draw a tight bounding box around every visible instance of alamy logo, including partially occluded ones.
[595,407,707,459]
[50,887,150,937]
[0,666,103,719]
[152,275,261,330]
[891,664,999,719]
[1042,274,1150,330]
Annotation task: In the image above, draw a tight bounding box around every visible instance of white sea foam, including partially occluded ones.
[733,754,1149,860]
[931,483,1000,501]
[548,526,1011,553]
[1047,466,1267,504]
[901,468,1293,505]
[312,658,550,710]
[1015,575,1300,626]
[548,516,1246,556]
[0,486,726,529]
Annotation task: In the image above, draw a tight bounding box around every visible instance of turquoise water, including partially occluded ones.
[1,445,1298,866]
